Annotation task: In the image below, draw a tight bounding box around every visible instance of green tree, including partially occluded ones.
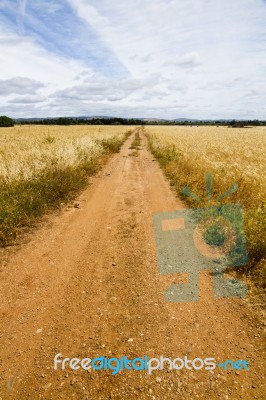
[0,116,14,127]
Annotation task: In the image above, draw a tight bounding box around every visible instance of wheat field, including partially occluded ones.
[0,125,131,245]
[0,125,130,184]
[146,125,266,298]
[146,125,266,208]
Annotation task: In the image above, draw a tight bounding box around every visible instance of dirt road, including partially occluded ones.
[0,129,265,399]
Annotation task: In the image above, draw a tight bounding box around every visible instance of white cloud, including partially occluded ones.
[0,27,90,91]
[0,0,266,118]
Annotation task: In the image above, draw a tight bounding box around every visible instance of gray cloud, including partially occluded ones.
[8,94,46,104]
[0,77,44,96]
[176,52,202,67]
[51,73,162,103]
[164,52,202,68]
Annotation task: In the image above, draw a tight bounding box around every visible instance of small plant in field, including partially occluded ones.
[43,135,55,144]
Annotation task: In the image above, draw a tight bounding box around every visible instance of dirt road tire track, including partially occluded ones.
[0,128,265,399]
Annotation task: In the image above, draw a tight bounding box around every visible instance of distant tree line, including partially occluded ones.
[147,119,266,127]
[227,120,263,128]
[3,115,266,127]
[17,117,145,126]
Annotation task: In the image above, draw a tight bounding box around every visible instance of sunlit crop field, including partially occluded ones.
[0,125,131,184]
[146,125,266,299]
[146,125,266,208]
[0,125,131,245]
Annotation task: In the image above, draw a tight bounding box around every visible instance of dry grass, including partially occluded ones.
[146,125,266,305]
[0,125,130,183]
[0,125,132,245]
[129,129,141,150]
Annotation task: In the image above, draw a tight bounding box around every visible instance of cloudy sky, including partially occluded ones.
[0,0,266,119]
